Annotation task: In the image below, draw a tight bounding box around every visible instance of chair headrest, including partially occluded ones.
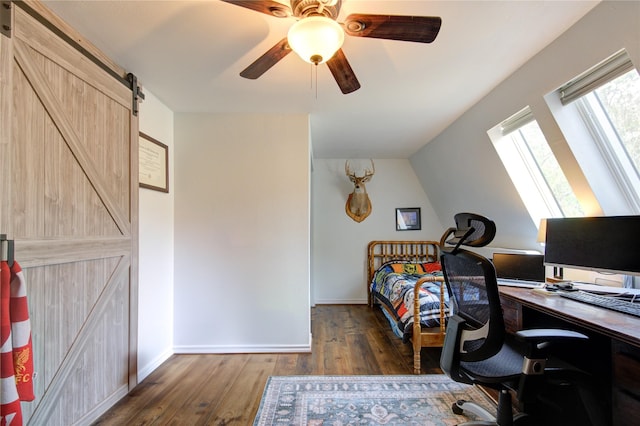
[440,212,496,252]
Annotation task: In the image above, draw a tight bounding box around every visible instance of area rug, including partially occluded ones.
[253,375,495,425]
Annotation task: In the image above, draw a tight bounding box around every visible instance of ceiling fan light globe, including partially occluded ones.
[287,16,344,65]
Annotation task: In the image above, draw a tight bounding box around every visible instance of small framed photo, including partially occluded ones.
[396,208,421,231]
[139,132,169,193]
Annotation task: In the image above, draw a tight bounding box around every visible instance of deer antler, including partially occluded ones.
[345,160,355,179]
[363,159,375,179]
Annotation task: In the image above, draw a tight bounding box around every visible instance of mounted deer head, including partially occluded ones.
[345,159,375,223]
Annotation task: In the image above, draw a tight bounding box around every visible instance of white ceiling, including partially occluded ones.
[41,0,599,158]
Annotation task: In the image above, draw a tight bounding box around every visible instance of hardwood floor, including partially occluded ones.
[92,305,444,425]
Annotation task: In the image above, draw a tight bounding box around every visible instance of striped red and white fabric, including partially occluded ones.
[1,261,35,426]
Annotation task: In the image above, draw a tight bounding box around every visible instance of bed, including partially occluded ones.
[367,240,450,374]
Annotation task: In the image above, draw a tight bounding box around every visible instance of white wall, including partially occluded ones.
[411,1,639,251]
[312,159,442,304]
[138,91,175,380]
[173,113,311,352]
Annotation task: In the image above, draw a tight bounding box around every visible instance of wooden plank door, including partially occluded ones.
[1,2,139,424]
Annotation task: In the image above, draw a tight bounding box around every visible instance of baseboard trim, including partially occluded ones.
[173,342,312,354]
[314,299,367,304]
[138,348,173,382]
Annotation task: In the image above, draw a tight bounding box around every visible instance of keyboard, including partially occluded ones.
[559,290,640,318]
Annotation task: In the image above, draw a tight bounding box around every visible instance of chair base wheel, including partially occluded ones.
[452,399,496,422]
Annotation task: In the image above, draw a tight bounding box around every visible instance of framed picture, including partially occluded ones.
[396,208,421,231]
[139,132,169,193]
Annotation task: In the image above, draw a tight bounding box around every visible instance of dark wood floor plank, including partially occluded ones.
[273,352,299,375]
[128,354,225,424]
[366,328,411,375]
[92,305,443,425]
[203,353,278,425]
[92,354,201,425]
[421,347,445,374]
[163,354,251,425]
[346,332,383,375]
[323,341,352,374]
[293,351,315,375]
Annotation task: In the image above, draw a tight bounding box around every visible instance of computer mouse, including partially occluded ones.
[556,282,574,291]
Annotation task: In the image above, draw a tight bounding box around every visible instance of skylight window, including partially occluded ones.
[488,107,583,226]
[557,50,640,214]
[572,70,640,212]
[487,50,639,234]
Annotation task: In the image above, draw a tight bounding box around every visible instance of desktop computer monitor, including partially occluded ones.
[493,253,545,282]
[544,216,640,276]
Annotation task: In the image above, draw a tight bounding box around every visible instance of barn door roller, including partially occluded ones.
[127,73,145,116]
[1,1,11,38]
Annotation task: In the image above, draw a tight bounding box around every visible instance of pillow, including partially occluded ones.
[380,261,441,275]
[422,262,442,273]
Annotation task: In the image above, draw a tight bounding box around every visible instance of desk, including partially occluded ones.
[499,287,640,426]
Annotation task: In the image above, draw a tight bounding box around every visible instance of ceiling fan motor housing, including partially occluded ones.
[291,0,342,19]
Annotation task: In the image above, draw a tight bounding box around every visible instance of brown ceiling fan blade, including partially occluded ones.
[326,49,361,94]
[220,0,291,18]
[344,14,442,43]
[240,38,292,79]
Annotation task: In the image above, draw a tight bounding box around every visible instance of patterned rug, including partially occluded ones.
[253,375,495,425]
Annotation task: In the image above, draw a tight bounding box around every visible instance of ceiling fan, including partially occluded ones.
[221,0,442,94]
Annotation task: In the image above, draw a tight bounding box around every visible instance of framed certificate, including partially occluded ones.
[139,132,169,193]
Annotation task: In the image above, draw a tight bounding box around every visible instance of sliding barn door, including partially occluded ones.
[0,2,138,424]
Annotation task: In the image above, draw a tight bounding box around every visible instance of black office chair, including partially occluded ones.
[438,213,606,426]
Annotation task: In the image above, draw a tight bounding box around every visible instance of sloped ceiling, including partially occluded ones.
[42,0,600,158]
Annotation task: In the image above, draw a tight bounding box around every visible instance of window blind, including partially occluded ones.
[558,49,634,105]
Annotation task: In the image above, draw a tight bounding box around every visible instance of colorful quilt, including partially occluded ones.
[370,261,450,342]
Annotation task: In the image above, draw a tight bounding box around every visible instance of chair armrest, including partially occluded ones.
[515,329,588,358]
[515,329,588,343]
